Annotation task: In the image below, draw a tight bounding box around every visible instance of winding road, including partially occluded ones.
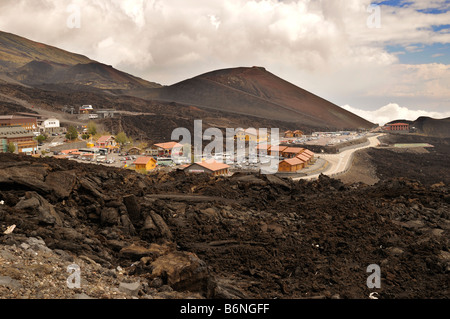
[293,134,384,181]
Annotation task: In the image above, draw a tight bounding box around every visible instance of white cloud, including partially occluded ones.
[365,63,450,101]
[342,103,450,126]
[0,0,448,113]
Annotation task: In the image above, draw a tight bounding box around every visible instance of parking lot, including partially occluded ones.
[282,132,367,146]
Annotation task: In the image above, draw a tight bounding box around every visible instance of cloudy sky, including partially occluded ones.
[0,0,449,125]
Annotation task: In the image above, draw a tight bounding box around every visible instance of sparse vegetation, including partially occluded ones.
[65,126,78,141]
[87,121,97,136]
[115,131,130,147]
[6,142,15,153]
[35,134,47,144]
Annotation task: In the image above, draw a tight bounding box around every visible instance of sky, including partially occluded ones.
[0,0,449,125]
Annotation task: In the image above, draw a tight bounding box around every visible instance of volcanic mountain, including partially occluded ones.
[0,30,161,90]
[0,30,374,131]
[138,67,375,130]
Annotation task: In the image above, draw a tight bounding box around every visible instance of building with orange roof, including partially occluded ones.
[146,141,183,157]
[302,149,315,160]
[296,153,311,163]
[70,151,83,157]
[96,136,118,154]
[53,154,69,159]
[281,147,305,158]
[61,149,79,155]
[184,159,230,176]
[133,156,157,171]
[268,145,288,156]
[278,157,306,172]
[256,144,271,155]
[96,135,117,149]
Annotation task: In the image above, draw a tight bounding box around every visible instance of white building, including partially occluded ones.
[39,118,61,133]
[43,118,60,128]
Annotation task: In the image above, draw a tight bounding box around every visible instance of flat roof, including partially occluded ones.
[0,115,37,120]
[0,126,35,138]
[14,113,44,119]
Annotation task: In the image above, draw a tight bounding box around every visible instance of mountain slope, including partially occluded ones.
[0,30,161,90]
[0,31,92,71]
[0,30,374,130]
[138,67,375,130]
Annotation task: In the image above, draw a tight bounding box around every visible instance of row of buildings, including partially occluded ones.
[87,137,183,158]
[0,114,63,154]
[233,129,304,142]
[132,143,315,176]
[283,130,304,138]
[131,156,231,176]
[256,145,315,172]
[382,123,410,131]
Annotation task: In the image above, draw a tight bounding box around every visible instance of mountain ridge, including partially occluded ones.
[0,30,374,131]
[0,30,161,90]
[137,66,375,130]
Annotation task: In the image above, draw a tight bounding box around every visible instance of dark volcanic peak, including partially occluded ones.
[412,116,450,138]
[0,30,161,90]
[387,116,450,138]
[140,66,375,130]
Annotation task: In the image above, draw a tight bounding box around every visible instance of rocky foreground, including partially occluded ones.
[0,153,449,299]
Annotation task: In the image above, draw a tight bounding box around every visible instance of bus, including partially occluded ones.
[157,157,174,166]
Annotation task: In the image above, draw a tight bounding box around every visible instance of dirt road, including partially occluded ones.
[293,134,384,181]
